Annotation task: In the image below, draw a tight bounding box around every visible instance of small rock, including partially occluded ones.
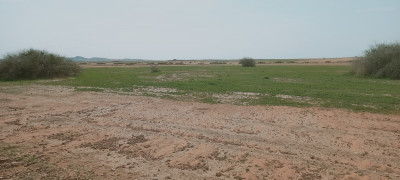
[11,162,19,166]
[152,177,158,180]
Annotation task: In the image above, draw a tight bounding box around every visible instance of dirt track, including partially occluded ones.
[1,85,399,179]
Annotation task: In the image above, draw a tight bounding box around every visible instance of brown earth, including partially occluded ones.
[0,85,399,180]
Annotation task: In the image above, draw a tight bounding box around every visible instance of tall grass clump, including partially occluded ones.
[239,57,256,67]
[352,43,400,79]
[0,49,81,80]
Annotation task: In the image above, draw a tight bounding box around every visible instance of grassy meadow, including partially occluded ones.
[33,65,399,114]
[1,64,399,113]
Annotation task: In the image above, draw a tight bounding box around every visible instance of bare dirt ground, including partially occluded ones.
[0,85,399,180]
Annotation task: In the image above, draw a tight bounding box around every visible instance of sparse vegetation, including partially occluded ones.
[125,62,137,65]
[352,43,400,79]
[0,49,81,80]
[239,57,256,67]
[210,61,227,64]
[39,65,400,114]
[157,62,169,65]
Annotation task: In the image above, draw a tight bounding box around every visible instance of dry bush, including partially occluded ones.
[150,64,160,73]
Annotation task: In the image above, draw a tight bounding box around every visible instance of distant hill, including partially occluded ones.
[70,56,142,62]
[71,56,87,61]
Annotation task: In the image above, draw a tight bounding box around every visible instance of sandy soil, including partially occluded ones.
[0,85,399,180]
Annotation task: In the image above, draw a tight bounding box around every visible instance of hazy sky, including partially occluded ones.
[1,0,399,60]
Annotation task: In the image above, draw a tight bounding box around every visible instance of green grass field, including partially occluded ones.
[2,65,400,114]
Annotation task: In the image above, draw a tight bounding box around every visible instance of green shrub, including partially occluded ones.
[352,43,400,79]
[150,64,160,73]
[239,57,256,67]
[0,49,81,80]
